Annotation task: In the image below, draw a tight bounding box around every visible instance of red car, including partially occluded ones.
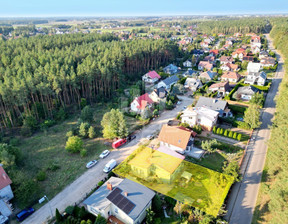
[112,138,127,149]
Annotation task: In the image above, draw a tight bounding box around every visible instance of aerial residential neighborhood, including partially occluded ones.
[0,2,287,224]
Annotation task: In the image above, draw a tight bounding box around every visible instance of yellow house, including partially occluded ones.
[128,147,183,183]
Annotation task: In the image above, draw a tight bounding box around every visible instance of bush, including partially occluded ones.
[216,127,220,135]
[237,133,242,141]
[80,106,93,122]
[98,181,104,186]
[212,126,216,133]
[65,136,83,153]
[88,126,95,138]
[224,129,228,137]
[79,122,89,138]
[176,113,182,120]
[233,132,238,139]
[36,170,46,181]
[66,131,74,138]
[236,121,251,130]
[65,206,75,215]
[9,138,20,146]
[219,128,224,135]
[55,108,67,121]
[40,119,55,131]
[228,131,233,138]
[180,122,190,128]
[80,98,87,109]
[192,124,202,134]
[80,149,87,157]
[23,115,38,130]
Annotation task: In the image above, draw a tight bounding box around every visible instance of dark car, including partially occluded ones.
[127,135,136,142]
[16,207,35,222]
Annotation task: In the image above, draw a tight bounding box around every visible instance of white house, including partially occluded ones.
[181,106,219,131]
[157,75,179,90]
[149,87,167,103]
[184,78,202,92]
[236,86,260,101]
[163,64,179,75]
[158,125,196,154]
[247,62,262,73]
[0,166,13,217]
[244,71,267,86]
[84,177,155,224]
[130,93,153,113]
[142,71,161,83]
[183,60,192,68]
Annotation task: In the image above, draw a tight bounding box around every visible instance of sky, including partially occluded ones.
[0,0,287,17]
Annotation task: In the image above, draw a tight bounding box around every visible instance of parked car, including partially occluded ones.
[99,150,110,159]
[103,159,117,173]
[177,101,181,105]
[16,207,35,222]
[112,138,127,149]
[127,135,136,142]
[146,134,154,140]
[86,160,98,169]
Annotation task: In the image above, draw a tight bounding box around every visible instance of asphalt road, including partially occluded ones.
[22,96,193,224]
[225,34,284,224]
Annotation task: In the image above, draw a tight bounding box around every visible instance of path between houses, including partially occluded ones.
[22,96,193,224]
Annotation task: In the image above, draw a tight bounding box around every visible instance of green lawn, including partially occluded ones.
[113,146,234,217]
[196,152,227,172]
[13,104,112,208]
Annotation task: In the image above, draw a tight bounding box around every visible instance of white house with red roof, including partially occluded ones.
[0,166,13,201]
[130,93,153,113]
[142,71,161,84]
[0,165,13,217]
[221,71,241,83]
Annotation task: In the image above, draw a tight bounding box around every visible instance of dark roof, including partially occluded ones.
[155,87,167,98]
[183,69,198,76]
[162,75,179,86]
[107,187,135,215]
[195,97,227,111]
[237,85,260,96]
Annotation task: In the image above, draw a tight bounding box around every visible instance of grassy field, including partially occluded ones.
[12,103,142,208]
[114,146,234,217]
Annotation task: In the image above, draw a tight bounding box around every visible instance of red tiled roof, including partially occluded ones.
[147,71,160,79]
[209,81,229,89]
[0,166,12,190]
[135,93,153,110]
[221,71,241,80]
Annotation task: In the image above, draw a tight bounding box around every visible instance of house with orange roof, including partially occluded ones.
[221,71,241,83]
[130,93,153,113]
[158,125,196,154]
[220,63,240,72]
[198,61,213,71]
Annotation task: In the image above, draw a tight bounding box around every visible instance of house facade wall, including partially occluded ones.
[0,185,13,201]
[133,201,152,224]
[110,203,134,224]
[149,92,160,103]
[130,100,140,113]
[159,141,184,153]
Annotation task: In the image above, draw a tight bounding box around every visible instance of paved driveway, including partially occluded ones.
[22,96,193,224]
[225,34,284,224]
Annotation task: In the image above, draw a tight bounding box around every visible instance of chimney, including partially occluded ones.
[2,173,6,180]
[124,192,128,197]
[107,182,113,191]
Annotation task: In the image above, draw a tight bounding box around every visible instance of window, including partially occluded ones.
[115,208,118,214]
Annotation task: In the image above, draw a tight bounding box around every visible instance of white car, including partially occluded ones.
[86,160,98,169]
[99,150,110,159]
[177,101,181,105]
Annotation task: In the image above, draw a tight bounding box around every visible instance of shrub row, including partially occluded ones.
[212,126,242,141]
